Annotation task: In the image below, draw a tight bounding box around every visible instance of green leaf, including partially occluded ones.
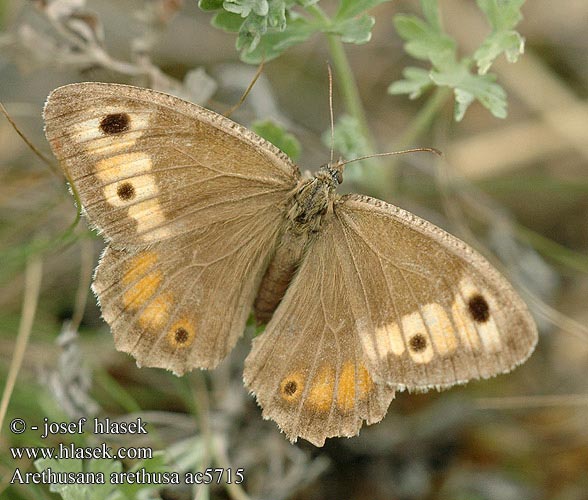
[474,30,524,74]
[391,2,515,120]
[211,10,243,32]
[330,0,391,46]
[208,1,289,55]
[86,460,123,500]
[252,120,301,160]
[210,0,310,58]
[329,14,375,44]
[321,115,371,183]
[240,17,318,63]
[473,0,525,73]
[224,0,269,17]
[393,14,455,61]
[205,0,383,63]
[388,66,433,99]
[236,13,266,52]
[476,0,524,31]
[198,0,224,10]
[117,452,169,499]
[335,0,391,21]
[419,0,442,32]
[430,63,507,120]
[34,458,122,500]
[35,457,82,475]
[322,114,370,163]
[267,0,287,29]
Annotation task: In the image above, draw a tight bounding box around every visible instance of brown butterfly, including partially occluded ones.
[43,83,537,446]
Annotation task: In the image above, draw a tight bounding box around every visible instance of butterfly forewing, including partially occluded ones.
[334,195,537,389]
[44,83,300,372]
[44,83,299,245]
[331,195,537,390]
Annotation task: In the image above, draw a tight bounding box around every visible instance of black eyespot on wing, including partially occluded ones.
[174,327,189,344]
[283,380,297,396]
[100,113,130,135]
[409,333,427,352]
[117,182,135,201]
[468,294,490,323]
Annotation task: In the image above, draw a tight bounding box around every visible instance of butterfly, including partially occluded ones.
[43,82,537,446]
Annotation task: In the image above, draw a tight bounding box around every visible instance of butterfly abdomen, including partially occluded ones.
[254,229,310,324]
[254,174,336,324]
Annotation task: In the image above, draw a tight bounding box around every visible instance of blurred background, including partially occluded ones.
[1,0,587,499]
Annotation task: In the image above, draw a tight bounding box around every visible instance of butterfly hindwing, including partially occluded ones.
[93,206,287,373]
[244,222,396,446]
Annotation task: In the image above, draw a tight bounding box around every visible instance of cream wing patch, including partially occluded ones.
[71,109,150,156]
[95,153,153,183]
[360,278,502,366]
[374,322,405,356]
[83,110,171,242]
[98,153,170,241]
[451,298,482,351]
[103,173,159,207]
[127,199,170,241]
[279,362,376,414]
[116,251,198,350]
[453,277,501,353]
[402,312,435,364]
[422,303,458,356]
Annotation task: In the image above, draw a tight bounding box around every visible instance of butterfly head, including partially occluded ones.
[316,161,344,186]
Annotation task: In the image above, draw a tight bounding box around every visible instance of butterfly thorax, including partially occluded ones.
[287,163,341,233]
[253,163,342,324]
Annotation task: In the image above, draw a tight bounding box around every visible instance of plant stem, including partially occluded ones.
[326,35,375,150]
[379,87,451,196]
[394,86,452,149]
[307,4,376,152]
[0,258,43,434]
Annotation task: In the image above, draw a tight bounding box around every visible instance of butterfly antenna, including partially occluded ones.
[327,63,335,166]
[223,57,266,118]
[0,101,59,175]
[338,147,443,168]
